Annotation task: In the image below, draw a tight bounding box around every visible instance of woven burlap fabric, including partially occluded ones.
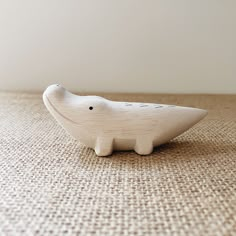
[0,92,235,236]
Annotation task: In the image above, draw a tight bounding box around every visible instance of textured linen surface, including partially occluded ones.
[0,92,235,236]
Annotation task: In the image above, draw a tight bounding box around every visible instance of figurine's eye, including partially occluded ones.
[89,106,93,110]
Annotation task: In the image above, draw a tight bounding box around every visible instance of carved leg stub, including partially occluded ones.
[134,137,153,155]
[95,137,114,157]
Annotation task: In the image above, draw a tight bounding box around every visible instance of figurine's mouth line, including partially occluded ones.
[45,94,80,125]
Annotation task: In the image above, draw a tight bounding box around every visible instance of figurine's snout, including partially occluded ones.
[43,84,65,100]
[43,84,82,122]
[43,84,68,112]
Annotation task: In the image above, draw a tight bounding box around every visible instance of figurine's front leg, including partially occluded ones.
[95,137,114,157]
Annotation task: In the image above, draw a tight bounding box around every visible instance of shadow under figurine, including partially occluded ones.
[43,84,207,156]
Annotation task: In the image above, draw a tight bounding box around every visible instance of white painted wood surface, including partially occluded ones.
[43,84,207,156]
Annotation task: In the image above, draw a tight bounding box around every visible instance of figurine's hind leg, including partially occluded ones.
[95,137,114,157]
[134,137,153,155]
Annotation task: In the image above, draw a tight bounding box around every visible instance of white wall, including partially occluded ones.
[0,0,235,94]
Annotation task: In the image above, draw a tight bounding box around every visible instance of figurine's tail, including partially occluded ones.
[153,107,207,146]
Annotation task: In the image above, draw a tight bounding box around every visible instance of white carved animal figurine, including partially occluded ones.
[43,84,207,156]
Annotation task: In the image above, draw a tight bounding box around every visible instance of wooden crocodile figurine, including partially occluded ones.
[43,84,207,156]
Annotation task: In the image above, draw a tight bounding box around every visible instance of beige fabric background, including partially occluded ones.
[0,92,235,235]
